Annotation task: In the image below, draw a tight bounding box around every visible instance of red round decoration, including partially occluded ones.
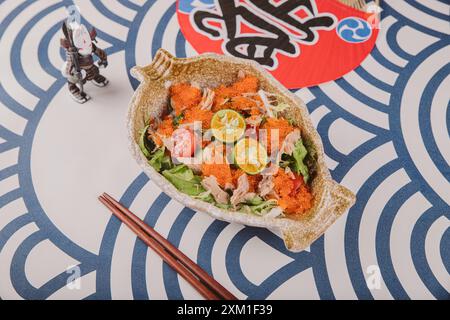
[177,0,379,89]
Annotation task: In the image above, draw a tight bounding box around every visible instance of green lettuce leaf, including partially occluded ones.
[279,154,292,169]
[192,191,215,203]
[148,147,172,172]
[271,102,289,118]
[139,125,172,172]
[162,165,206,196]
[139,125,153,159]
[292,139,310,183]
[244,195,264,206]
[215,203,232,210]
[172,113,184,127]
[239,198,278,216]
[303,138,317,177]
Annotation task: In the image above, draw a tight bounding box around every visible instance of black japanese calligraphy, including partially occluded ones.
[192,0,336,68]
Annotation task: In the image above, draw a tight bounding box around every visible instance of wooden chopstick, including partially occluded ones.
[99,197,220,300]
[98,194,237,300]
[98,196,220,300]
[102,192,236,300]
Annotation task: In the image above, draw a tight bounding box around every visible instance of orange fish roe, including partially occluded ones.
[201,163,234,188]
[201,141,235,188]
[212,85,232,111]
[213,76,259,112]
[230,96,262,116]
[231,76,259,94]
[232,169,261,192]
[261,117,294,152]
[182,106,214,129]
[272,169,313,215]
[170,83,202,115]
[153,117,174,146]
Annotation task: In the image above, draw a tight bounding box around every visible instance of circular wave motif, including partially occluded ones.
[0,0,448,300]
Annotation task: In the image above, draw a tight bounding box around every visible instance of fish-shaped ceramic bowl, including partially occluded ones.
[127,48,355,252]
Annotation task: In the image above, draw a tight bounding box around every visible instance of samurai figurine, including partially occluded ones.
[60,21,109,103]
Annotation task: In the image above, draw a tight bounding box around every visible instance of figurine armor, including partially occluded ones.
[60,23,109,103]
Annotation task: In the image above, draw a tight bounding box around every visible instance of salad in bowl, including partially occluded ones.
[139,71,314,218]
[128,49,355,252]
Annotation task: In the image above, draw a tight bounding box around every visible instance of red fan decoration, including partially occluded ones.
[177,0,381,89]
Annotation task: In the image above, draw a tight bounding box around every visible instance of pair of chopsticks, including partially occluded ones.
[98,193,237,300]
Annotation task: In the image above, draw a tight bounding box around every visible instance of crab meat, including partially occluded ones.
[281,129,301,156]
[245,115,263,127]
[258,174,275,198]
[261,164,279,176]
[158,134,174,152]
[201,176,229,204]
[284,166,296,179]
[230,173,256,207]
[199,88,215,111]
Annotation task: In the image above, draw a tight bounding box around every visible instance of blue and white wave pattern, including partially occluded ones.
[0,0,449,300]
